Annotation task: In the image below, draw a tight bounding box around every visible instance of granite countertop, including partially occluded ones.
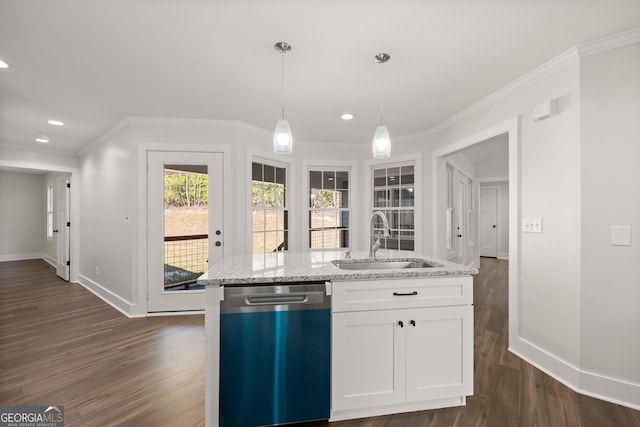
[198,250,478,286]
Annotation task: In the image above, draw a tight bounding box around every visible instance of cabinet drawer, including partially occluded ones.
[332,276,472,312]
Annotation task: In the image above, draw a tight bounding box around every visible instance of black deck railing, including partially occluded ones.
[164,234,208,289]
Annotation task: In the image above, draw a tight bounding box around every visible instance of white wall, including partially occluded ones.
[78,123,136,309]
[77,118,369,315]
[397,52,584,378]
[580,43,640,389]
[0,170,45,260]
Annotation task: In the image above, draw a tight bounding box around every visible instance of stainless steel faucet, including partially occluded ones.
[369,211,391,259]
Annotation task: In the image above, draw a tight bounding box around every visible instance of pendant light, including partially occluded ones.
[372,53,391,158]
[273,42,293,154]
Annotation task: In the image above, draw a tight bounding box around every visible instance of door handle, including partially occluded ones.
[410,320,416,327]
[457,234,462,238]
[398,320,404,328]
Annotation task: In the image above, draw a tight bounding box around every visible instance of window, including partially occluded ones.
[308,169,350,249]
[251,161,288,253]
[372,164,415,250]
[47,185,54,239]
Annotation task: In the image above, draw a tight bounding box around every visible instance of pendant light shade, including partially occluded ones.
[372,53,391,158]
[372,125,391,158]
[273,42,293,154]
[274,118,293,154]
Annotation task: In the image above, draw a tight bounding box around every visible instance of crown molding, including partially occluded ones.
[427,47,579,136]
[77,117,132,156]
[428,27,640,137]
[577,27,640,57]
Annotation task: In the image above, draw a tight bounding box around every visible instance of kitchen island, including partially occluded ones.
[199,250,478,427]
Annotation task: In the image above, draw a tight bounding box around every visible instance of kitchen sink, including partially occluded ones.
[331,258,436,270]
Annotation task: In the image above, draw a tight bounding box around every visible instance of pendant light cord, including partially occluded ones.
[379,60,384,125]
[281,50,285,119]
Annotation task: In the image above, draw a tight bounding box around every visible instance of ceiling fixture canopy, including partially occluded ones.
[372,53,391,159]
[273,42,293,154]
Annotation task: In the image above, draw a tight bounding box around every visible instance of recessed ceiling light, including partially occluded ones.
[0,59,8,69]
[35,138,50,143]
[341,113,354,121]
[47,120,64,126]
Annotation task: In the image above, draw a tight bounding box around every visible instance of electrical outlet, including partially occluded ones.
[523,218,543,233]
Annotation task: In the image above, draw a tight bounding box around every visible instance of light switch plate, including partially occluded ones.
[611,225,632,246]
[523,218,543,233]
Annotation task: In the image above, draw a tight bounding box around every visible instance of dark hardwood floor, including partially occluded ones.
[1,258,639,426]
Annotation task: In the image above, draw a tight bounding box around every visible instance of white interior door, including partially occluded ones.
[479,187,498,257]
[147,151,224,313]
[454,171,467,264]
[55,176,70,281]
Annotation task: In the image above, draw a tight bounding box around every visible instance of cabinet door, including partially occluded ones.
[332,310,406,411]
[405,306,474,402]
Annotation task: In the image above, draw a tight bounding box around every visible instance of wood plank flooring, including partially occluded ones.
[1,258,639,426]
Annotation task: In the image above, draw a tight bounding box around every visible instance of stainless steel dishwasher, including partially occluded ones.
[219,281,331,427]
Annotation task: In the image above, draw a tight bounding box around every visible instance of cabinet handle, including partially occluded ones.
[410,320,416,327]
[398,320,404,328]
[393,291,418,296]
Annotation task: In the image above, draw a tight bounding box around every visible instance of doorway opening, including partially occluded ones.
[432,117,519,348]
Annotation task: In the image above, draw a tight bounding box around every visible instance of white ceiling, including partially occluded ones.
[1,1,639,154]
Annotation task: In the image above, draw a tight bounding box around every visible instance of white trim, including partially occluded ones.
[510,337,640,410]
[301,160,358,252]
[77,274,145,318]
[363,153,422,254]
[577,27,640,58]
[0,253,44,262]
[137,141,233,316]
[431,116,519,351]
[428,49,578,136]
[247,149,297,253]
[0,160,81,284]
[477,176,509,184]
[426,28,640,138]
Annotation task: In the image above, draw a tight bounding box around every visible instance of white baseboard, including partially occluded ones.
[0,252,44,262]
[42,255,57,267]
[510,336,640,410]
[77,274,145,318]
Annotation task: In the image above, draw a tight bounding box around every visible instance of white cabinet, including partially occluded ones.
[331,276,473,421]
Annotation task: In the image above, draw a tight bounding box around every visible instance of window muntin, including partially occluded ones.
[252,161,288,253]
[371,164,415,251]
[309,169,350,249]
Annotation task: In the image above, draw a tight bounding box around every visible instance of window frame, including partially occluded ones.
[250,157,290,254]
[364,154,422,254]
[306,166,352,251]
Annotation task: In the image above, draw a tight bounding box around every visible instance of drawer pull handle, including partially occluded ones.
[398,320,404,328]
[410,320,416,327]
[393,291,418,296]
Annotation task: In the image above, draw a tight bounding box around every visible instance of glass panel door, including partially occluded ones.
[148,151,223,312]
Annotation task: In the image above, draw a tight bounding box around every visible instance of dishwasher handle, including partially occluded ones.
[221,284,331,313]
[246,293,308,305]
